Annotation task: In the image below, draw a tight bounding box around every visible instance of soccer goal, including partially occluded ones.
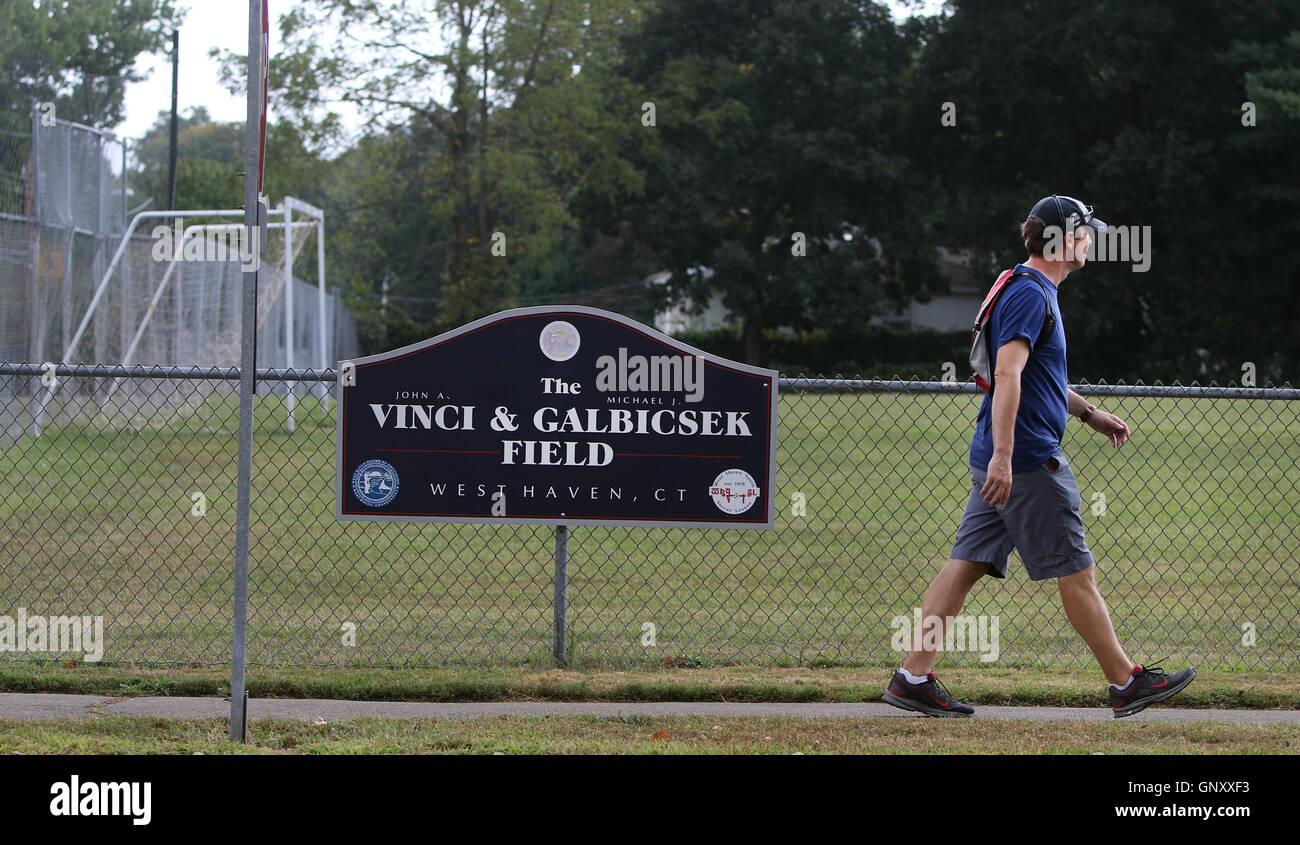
[30,196,337,436]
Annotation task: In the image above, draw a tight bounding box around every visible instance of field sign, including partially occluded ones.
[336,306,778,529]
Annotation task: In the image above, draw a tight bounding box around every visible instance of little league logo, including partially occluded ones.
[709,468,760,515]
[351,459,399,507]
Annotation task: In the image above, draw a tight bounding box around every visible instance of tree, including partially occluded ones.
[322,121,451,351]
[586,0,942,362]
[222,0,645,335]
[899,0,1300,383]
[132,107,239,210]
[0,0,178,129]
[132,108,329,216]
[1221,29,1300,381]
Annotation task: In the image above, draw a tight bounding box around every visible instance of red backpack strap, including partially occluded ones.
[971,269,1053,394]
[973,269,1017,330]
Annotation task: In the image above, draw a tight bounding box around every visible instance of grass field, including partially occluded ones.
[3,664,1298,708]
[1,381,1297,670]
[2,714,1296,754]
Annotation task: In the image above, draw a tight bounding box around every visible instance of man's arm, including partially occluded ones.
[981,339,1030,508]
[1067,388,1095,420]
[991,341,1029,458]
[1067,387,1132,446]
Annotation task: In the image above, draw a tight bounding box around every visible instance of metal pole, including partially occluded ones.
[332,285,339,384]
[195,255,206,362]
[27,108,43,435]
[282,203,295,432]
[167,30,179,212]
[61,229,74,369]
[96,134,103,232]
[316,216,328,414]
[65,118,71,228]
[553,525,569,666]
[30,105,39,221]
[230,0,262,744]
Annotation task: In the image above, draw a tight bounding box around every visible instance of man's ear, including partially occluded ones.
[1064,229,1080,258]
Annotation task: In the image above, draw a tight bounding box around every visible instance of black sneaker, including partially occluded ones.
[1110,662,1197,718]
[882,670,975,718]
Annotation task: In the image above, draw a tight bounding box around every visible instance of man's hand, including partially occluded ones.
[1087,410,1130,447]
[980,452,1014,509]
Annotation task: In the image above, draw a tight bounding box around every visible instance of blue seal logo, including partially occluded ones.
[351,459,399,507]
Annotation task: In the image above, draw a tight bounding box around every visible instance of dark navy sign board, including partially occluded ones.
[336,306,778,529]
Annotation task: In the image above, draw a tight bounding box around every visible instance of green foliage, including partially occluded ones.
[339,288,432,355]
[676,325,970,378]
[143,0,1298,382]
[899,1,1300,383]
[316,123,449,331]
[586,0,942,360]
[132,108,330,215]
[237,0,651,353]
[0,0,178,129]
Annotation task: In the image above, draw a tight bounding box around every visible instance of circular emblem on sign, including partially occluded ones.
[539,320,580,362]
[351,459,399,507]
[709,468,760,515]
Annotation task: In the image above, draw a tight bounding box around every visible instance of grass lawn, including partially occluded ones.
[3,663,1298,709]
[2,713,1296,754]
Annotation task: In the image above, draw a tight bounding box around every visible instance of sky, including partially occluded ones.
[116,0,282,140]
[116,0,946,145]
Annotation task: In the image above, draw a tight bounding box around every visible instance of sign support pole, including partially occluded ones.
[230,0,263,743]
[553,525,568,666]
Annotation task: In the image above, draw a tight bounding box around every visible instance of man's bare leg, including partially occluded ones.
[901,557,988,676]
[1058,564,1134,685]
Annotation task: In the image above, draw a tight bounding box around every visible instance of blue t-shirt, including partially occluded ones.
[969,265,1069,473]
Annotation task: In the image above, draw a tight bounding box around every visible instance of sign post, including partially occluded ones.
[230,0,267,743]
[554,524,568,665]
[336,305,778,664]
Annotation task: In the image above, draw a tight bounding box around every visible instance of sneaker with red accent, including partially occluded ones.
[882,670,975,718]
[1110,662,1197,718]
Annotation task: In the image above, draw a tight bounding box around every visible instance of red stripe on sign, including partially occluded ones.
[379,444,499,449]
[615,453,743,458]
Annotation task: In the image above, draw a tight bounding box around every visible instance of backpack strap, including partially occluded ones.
[985,270,1056,395]
[1020,272,1056,350]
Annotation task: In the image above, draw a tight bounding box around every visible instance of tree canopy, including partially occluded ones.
[102,0,1298,383]
[0,0,178,129]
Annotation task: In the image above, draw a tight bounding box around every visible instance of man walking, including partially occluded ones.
[883,196,1196,718]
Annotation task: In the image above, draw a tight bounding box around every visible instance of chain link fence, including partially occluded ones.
[1,363,1295,672]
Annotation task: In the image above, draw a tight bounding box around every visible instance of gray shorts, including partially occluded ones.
[950,453,1095,581]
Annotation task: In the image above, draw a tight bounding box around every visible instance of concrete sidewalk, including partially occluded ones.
[2,693,1298,724]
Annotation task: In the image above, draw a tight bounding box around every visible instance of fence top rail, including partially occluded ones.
[0,363,322,382]
[44,116,125,141]
[0,363,1295,398]
[778,376,1299,399]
